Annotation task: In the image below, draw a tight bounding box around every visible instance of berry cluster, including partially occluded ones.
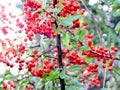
[73,19,80,28]
[67,50,85,65]
[24,0,56,39]
[26,57,54,78]
[53,47,85,65]
[15,55,25,70]
[82,45,118,71]
[55,0,89,29]
[18,43,25,54]
[88,75,101,88]
[43,60,53,73]
[57,0,81,17]
[87,63,98,72]
[84,34,93,48]
[0,40,17,68]
[2,81,16,90]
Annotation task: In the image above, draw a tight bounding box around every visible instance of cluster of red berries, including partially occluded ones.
[83,73,101,88]
[17,43,25,54]
[55,0,88,29]
[88,75,101,88]
[2,81,16,90]
[24,0,56,39]
[37,18,56,38]
[43,60,53,73]
[16,18,24,29]
[26,57,41,76]
[0,39,17,68]
[82,45,118,71]
[16,55,25,70]
[84,34,93,48]
[53,46,102,88]
[73,19,80,28]
[26,56,54,78]
[87,63,98,72]
[67,50,85,65]
[53,47,85,65]
[82,63,100,88]
[31,49,38,55]
[57,0,81,17]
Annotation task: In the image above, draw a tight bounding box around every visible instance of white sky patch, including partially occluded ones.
[0,0,22,40]
[89,0,98,5]
[0,0,24,75]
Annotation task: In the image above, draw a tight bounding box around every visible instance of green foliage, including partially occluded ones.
[42,0,47,9]
[1,0,120,90]
[100,88,107,90]
[115,21,120,33]
[85,56,93,64]
[43,69,59,81]
[60,14,82,26]
[68,65,82,71]
[59,70,66,79]
[78,29,88,40]
[113,67,120,75]
[62,32,70,46]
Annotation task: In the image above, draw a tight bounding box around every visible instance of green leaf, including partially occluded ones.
[70,14,82,21]
[113,10,120,17]
[5,74,15,80]
[60,18,73,26]
[60,14,82,26]
[51,8,60,14]
[55,27,60,34]
[85,56,93,64]
[58,1,64,10]
[4,70,11,75]
[21,79,30,84]
[62,32,70,46]
[100,88,107,90]
[43,70,59,81]
[78,30,88,40]
[68,65,82,71]
[80,44,90,50]
[42,0,47,9]
[70,35,79,41]
[78,49,82,56]
[49,70,59,81]
[70,79,84,87]
[0,74,4,78]
[115,21,120,33]
[113,67,120,75]
[59,70,66,79]
[45,81,53,90]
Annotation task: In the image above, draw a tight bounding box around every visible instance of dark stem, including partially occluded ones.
[57,34,65,90]
[57,35,63,68]
[53,0,65,90]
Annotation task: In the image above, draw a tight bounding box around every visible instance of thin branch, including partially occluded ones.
[89,50,120,60]
[37,47,55,57]
[44,55,57,59]
[80,0,103,45]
